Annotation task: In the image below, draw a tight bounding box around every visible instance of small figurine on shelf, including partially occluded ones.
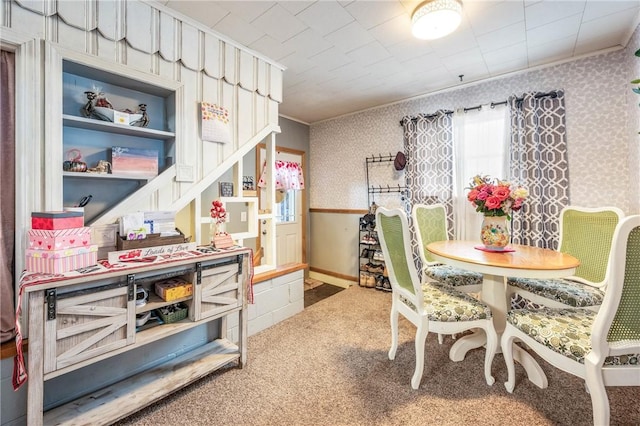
[86,160,112,174]
[130,104,150,128]
[62,148,87,172]
[81,91,97,118]
[210,200,234,249]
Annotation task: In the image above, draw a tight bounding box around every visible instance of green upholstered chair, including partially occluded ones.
[507,206,624,309]
[375,207,497,389]
[412,203,482,293]
[501,215,640,426]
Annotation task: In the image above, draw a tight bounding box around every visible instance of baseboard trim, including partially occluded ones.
[310,208,367,214]
[309,268,356,289]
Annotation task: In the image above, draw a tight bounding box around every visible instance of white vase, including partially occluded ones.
[480,215,510,250]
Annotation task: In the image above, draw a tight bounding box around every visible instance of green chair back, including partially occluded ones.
[559,208,622,285]
[377,212,415,295]
[413,204,448,264]
[607,224,640,343]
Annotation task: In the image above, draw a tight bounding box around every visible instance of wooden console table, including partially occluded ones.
[18,247,251,425]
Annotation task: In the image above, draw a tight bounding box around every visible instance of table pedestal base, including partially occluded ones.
[448,273,548,389]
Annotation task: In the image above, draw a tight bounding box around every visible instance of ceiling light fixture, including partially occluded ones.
[411,0,463,40]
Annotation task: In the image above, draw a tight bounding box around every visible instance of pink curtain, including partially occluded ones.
[1,50,16,343]
[257,160,305,190]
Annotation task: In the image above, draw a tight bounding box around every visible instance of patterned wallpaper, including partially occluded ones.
[311,41,638,214]
[626,26,640,213]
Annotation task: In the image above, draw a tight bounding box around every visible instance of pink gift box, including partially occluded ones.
[28,227,91,251]
[25,245,98,274]
[31,211,84,230]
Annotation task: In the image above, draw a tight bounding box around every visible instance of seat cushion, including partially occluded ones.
[425,264,482,288]
[507,308,639,366]
[421,282,491,322]
[507,277,605,307]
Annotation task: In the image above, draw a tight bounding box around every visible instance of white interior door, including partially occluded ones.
[259,148,303,266]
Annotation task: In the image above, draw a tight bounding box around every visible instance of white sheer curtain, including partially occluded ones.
[453,105,509,241]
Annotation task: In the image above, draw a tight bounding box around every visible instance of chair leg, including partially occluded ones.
[483,322,497,386]
[585,356,610,426]
[501,328,516,393]
[388,301,399,360]
[411,321,428,390]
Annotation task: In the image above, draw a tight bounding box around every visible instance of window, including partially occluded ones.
[453,105,509,240]
[275,190,296,223]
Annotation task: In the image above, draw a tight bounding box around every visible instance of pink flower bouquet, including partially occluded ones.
[466,175,528,218]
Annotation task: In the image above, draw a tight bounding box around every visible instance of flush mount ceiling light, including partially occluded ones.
[411,0,463,40]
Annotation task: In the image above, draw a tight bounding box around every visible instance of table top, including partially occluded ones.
[19,246,251,293]
[426,240,580,278]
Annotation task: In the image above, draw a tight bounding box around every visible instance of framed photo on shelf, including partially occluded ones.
[242,176,255,190]
[219,182,234,197]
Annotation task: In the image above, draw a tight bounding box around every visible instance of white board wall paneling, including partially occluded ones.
[221,80,236,159]
[238,51,255,92]
[159,11,177,62]
[201,74,222,177]
[96,0,123,42]
[125,47,154,75]
[57,0,95,32]
[180,22,201,71]
[223,42,237,85]
[44,42,64,210]
[14,0,48,15]
[237,87,254,147]
[56,20,90,53]
[268,99,279,126]
[11,3,47,38]
[255,94,267,132]
[268,65,283,103]
[203,33,222,79]
[124,0,155,54]
[256,60,268,96]
[179,65,200,170]
[157,56,178,81]
[96,34,118,63]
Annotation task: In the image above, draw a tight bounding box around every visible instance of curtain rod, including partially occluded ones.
[400,90,559,125]
[399,110,453,126]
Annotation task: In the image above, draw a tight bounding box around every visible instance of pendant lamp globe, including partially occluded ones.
[411,0,463,40]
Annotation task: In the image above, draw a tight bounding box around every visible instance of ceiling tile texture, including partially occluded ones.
[161,0,640,124]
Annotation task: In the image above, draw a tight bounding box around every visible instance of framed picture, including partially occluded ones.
[219,182,234,197]
[242,176,255,190]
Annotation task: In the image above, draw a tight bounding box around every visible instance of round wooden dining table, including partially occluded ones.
[426,240,580,388]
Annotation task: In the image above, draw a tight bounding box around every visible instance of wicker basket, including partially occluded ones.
[156,303,188,324]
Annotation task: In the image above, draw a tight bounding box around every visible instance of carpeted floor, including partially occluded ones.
[115,285,639,426]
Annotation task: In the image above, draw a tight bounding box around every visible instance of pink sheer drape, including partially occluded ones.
[257,160,305,190]
[1,50,16,343]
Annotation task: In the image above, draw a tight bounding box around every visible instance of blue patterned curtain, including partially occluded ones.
[509,90,570,249]
[401,110,454,266]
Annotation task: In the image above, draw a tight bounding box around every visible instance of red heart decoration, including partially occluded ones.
[38,241,42,246]
[70,239,75,244]
[47,245,51,249]
[83,241,88,245]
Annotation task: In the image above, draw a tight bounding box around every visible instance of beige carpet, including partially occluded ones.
[116,285,639,426]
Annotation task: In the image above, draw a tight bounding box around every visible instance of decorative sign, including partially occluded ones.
[219,182,234,197]
[201,102,231,143]
[108,242,197,264]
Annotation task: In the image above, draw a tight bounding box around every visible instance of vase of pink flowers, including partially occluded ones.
[210,200,234,248]
[466,175,528,250]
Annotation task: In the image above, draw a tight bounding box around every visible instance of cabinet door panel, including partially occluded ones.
[195,263,240,320]
[44,286,134,373]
